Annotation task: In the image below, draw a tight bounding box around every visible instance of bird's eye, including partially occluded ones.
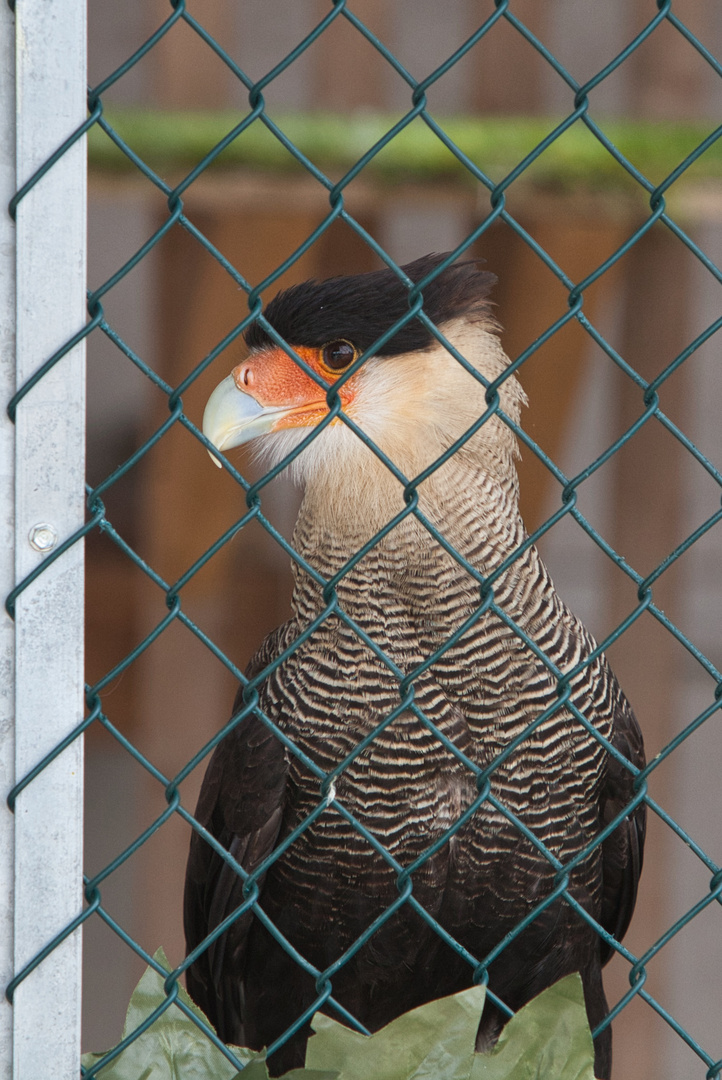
[320,339,356,373]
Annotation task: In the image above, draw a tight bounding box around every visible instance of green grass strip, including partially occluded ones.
[88,109,722,190]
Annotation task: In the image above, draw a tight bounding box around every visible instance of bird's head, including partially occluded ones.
[203,254,527,521]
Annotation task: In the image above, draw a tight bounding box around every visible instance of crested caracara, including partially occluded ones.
[184,253,645,1079]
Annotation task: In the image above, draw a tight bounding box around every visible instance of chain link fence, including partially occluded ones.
[3,2,722,1078]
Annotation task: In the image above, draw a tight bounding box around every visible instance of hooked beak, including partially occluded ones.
[202,375,293,467]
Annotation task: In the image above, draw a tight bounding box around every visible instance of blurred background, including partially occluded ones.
[83,4,722,1078]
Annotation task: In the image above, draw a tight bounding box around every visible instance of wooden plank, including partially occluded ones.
[478,208,630,531]
[628,0,714,119]
[311,0,392,110]
[600,226,694,1080]
[467,0,548,115]
[147,1,237,108]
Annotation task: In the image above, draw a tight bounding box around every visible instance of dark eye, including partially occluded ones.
[321,339,356,373]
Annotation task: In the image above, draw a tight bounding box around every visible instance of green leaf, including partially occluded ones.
[81,947,262,1080]
[80,954,597,1080]
[305,985,486,1080]
[470,974,596,1080]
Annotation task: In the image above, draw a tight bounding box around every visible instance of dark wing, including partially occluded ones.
[184,627,290,1043]
[598,690,646,965]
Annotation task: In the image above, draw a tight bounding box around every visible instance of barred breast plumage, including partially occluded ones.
[184,254,645,1079]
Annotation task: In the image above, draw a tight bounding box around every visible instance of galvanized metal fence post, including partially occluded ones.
[1,3,17,1077]
[1,2,87,1078]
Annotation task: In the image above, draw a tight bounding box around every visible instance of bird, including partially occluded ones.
[184,253,645,1079]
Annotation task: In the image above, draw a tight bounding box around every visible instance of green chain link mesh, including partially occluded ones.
[5,1,722,1077]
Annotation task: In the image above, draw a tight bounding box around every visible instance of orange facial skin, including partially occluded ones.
[231,346,357,431]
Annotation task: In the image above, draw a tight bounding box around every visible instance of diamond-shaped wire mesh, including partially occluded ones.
[5,2,722,1078]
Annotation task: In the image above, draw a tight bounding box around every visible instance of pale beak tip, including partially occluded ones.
[208,449,223,469]
[203,371,285,465]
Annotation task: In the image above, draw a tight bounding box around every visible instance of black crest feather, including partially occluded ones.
[244,253,496,357]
